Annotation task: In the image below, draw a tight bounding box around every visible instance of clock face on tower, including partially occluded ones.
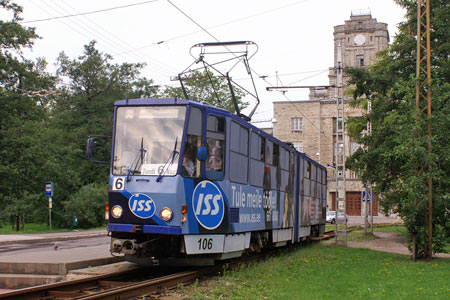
[354,34,366,46]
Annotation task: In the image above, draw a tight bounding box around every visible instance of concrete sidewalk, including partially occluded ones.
[0,229,108,246]
[347,215,403,225]
[0,229,123,289]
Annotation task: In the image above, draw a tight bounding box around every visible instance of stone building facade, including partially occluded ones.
[310,12,389,99]
[272,12,389,215]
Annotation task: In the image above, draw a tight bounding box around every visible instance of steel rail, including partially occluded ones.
[0,268,142,300]
[0,265,218,300]
[73,269,210,300]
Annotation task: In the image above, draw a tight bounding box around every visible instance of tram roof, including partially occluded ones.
[115,97,216,108]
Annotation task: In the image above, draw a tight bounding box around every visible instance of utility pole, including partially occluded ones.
[415,0,433,260]
[364,98,373,235]
[334,44,347,245]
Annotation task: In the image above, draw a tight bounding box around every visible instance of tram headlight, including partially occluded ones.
[111,205,123,219]
[160,207,173,222]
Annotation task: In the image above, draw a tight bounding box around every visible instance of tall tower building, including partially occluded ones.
[310,10,389,99]
[273,11,390,215]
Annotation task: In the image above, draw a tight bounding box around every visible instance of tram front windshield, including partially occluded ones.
[113,106,186,176]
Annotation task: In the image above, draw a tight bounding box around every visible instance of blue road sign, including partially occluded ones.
[362,190,372,202]
[45,182,53,197]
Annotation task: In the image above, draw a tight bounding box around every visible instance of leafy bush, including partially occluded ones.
[63,183,107,228]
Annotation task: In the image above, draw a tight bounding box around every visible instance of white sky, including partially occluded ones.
[9,0,406,125]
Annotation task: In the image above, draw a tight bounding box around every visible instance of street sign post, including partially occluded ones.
[362,188,373,233]
[45,182,53,231]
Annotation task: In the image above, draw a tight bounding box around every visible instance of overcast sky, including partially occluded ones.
[8,0,406,125]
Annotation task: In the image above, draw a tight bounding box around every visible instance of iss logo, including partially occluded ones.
[128,193,156,219]
[192,181,224,230]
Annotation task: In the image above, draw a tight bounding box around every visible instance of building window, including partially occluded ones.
[356,55,365,67]
[351,141,360,155]
[291,117,303,131]
[332,117,343,133]
[292,141,303,152]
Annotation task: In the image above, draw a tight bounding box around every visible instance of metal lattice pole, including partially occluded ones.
[414,0,433,260]
[334,44,347,245]
[364,98,373,235]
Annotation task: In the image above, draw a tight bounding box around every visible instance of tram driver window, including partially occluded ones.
[182,107,202,177]
[206,115,225,180]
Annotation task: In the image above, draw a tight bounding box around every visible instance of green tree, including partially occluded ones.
[0,1,58,229]
[164,70,248,113]
[62,183,108,229]
[345,0,450,258]
[53,41,159,226]
[53,40,160,183]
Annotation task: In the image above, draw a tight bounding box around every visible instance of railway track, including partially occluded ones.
[1,230,341,300]
[0,266,220,300]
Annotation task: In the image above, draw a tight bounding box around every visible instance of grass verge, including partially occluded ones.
[176,243,449,300]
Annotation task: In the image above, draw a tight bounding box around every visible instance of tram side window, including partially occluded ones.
[273,144,279,167]
[229,121,248,184]
[206,115,225,180]
[249,132,265,187]
[303,159,311,196]
[306,161,311,179]
[280,147,289,192]
[267,140,276,190]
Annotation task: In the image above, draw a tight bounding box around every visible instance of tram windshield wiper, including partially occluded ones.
[126,137,146,182]
[156,136,178,182]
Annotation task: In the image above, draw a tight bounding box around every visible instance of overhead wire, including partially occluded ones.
[19,0,160,24]
[56,0,179,75]
[25,0,317,82]
[165,0,327,135]
[286,69,329,86]
[116,0,308,56]
[50,0,175,76]
[31,0,175,78]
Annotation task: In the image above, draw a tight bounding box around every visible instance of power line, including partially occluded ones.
[286,69,329,86]
[116,0,308,56]
[30,0,175,78]
[165,0,326,136]
[166,0,219,43]
[55,0,178,75]
[19,0,159,24]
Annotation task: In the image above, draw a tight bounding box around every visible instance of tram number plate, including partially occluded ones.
[184,235,224,254]
[112,177,125,191]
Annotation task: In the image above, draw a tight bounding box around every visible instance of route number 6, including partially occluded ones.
[113,177,125,191]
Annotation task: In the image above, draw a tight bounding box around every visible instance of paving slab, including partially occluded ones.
[0,244,123,275]
[0,230,125,289]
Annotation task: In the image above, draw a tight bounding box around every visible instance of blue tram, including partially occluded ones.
[106,97,326,265]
